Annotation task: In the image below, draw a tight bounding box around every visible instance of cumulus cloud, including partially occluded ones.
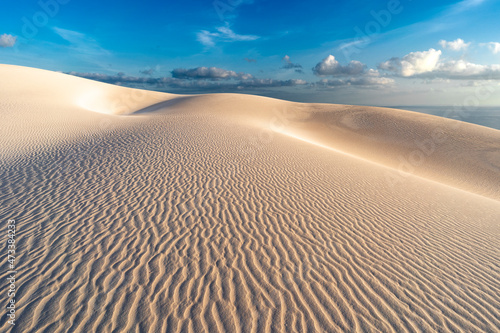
[438,38,470,51]
[379,48,500,79]
[481,42,500,54]
[0,34,17,48]
[432,60,500,79]
[378,48,442,77]
[197,26,258,47]
[171,67,253,80]
[312,55,366,76]
[310,55,391,87]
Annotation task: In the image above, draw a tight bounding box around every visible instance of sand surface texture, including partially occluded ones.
[1,65,499,332]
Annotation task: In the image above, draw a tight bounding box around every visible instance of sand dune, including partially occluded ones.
[1,65,499,332]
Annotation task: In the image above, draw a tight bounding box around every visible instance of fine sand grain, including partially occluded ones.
[1,65,499,332]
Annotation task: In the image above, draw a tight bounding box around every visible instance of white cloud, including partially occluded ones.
[216,26,258,41]
[312,55,366,76]
[0,34,16,48]
[434,60,500,79]
[437,60,486,76]
[438,38,470,51]
[380,48,500,79]
[197,25,259,47]
[481,42,500,54]
[379,48,442,77]
[338,39,367,50]
[196,30,218,47]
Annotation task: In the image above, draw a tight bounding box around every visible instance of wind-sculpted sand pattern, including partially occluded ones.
[1,65,499,333]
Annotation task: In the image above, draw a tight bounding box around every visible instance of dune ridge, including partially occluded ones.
[1,65,499,332]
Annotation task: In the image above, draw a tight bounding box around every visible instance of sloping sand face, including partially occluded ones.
[1,65,499,332]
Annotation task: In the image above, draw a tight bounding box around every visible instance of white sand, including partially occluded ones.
[1,64,499,332]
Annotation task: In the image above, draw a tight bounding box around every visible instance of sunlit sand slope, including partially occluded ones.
[1,65,499,333]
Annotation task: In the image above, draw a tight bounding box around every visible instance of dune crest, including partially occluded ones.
[1,65,499,332]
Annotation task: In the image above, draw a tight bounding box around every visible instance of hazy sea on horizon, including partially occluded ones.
[385,106,500,131]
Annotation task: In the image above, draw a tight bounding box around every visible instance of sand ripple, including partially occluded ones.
[1,66,499,332]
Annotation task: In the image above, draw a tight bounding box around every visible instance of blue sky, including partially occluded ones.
[1,0,500,105]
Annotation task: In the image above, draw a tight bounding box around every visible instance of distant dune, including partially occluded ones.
[1,64,499,332]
